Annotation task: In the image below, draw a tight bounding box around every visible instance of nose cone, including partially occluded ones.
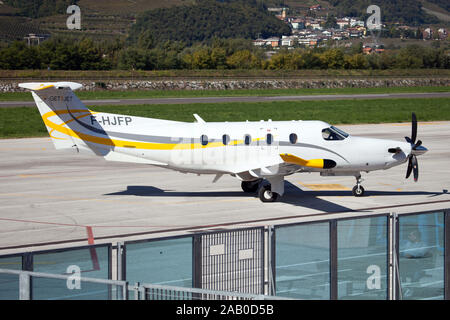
[411,145,428,156]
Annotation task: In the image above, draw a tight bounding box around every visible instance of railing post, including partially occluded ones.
[267,226,276,296]
[117,242,123,281]
[330,220,338,300]
[19,273,31,300]
[133,282,140,300]
[445,210,450,300]
[391,212,402,300]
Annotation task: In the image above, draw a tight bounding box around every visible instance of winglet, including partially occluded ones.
[280,153,336,169]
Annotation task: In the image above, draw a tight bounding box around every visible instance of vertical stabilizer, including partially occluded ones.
[19,82,110,154]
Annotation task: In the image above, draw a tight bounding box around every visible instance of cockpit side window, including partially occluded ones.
[331,126,349,138]
[322,126,348,141]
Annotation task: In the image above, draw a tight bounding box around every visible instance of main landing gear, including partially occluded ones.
[352,175,365,197]
[241,177,284,203]
[241,179,261,193]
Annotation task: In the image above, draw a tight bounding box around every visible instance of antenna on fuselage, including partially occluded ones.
[193,114,206,124]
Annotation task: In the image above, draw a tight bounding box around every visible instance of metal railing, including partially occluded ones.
[130,282,286,300]
[1,208,449,300]
[0,268,128,300]
[0,268,287,300]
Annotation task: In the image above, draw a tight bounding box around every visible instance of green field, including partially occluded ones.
[1,97,449,138]
[1,85,449,101]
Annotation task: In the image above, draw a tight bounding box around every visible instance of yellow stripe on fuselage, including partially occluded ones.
[42,110,253,150]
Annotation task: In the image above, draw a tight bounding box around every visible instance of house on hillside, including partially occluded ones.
[310,22,322,30]
[363,44,384,54]
[281,35,297,47]
[438,28,448,40]
[337,19,349,29]
[350,18,365,27]
[253,39,266,47]
[309,4,322,11]
[253,37,280,48]
[266,37,280,47]
[423,28,433,40]
[24,33,51,46]
[291,19,305,30]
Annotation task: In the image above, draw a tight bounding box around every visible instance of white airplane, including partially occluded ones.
[20,82,428,202]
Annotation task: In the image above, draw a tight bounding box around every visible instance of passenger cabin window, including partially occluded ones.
[289,133,298,144]
[321,126,349,141]
[244,134,251,145]
[266,133,273,145]
[222,134,230,145]
[201,134,208,146]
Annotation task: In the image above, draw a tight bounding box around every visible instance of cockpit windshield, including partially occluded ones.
[322,126,349,141]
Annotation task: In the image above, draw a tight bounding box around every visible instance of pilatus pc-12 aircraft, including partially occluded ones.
[20,82,428,202]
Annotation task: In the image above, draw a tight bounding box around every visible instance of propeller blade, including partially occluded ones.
[413,140,422,149]
[411,112,417,144]
[411,155,419,182]
[405,136,412,144]
[406,156,413,179]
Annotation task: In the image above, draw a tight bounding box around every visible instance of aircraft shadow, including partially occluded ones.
[105,181,447,213]
[105,184,353,212]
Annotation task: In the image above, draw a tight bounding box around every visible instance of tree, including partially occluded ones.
[320,48,345,69]
[118,48,155,70]
[226,50,260,69]
[324,15,338,29]
[344,53,369,69]
[137,30,155,50]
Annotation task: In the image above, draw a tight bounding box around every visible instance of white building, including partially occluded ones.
[281,35,297,47]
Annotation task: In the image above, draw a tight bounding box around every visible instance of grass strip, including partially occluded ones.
[0,86,449,102]
[0,98,449,138]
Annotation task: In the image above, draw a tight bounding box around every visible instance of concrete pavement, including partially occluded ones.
[0,121,449,254]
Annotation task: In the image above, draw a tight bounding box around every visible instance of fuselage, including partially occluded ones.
[87,112,412,176]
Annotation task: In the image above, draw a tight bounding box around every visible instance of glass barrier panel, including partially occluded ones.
[125,237,193,287]
[399,212,444,300]
[32,246,110,299]
[31,277,119,300]
[275,222,330,299]
[0,256,22,300]
[338,216,388,300]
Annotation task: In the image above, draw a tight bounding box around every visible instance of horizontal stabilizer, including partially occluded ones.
[19,82,83,91]
[280,153,336,169]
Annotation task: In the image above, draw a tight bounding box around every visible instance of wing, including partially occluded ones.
[232,153,336,180]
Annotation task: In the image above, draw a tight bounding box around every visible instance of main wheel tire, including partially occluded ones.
[258,185,279,202]
[352,185,365,197]
[241,180,260,193]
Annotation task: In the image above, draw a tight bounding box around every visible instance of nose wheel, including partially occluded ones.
[352,175,365,197]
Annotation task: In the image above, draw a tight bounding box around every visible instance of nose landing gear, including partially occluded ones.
[352,175,365,197]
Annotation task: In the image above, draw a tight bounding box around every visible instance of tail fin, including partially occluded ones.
[19,82,109,154]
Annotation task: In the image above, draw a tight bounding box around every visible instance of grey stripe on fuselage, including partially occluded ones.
[106,131,349,163]
[69,114,349,163]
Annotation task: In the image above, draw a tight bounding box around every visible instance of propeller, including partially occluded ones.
[404,112,424,182]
